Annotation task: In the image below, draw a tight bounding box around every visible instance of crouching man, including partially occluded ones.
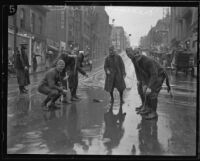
[38,60,68,111]
[126,48,171,119]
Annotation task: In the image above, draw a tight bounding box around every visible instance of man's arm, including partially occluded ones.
[77,66,87,76]
[118,55,126,77]
[104,57,110,74]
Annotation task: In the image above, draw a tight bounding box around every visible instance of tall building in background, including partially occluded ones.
[111,26,127,53]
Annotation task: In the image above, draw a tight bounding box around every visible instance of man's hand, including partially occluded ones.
[64,75,69,80]
[146,88,151,93]
[24,66,28,70]
[142,85,148,93]
[107,70,111,75]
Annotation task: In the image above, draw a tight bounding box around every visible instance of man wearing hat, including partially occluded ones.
[104,46,126,105]
[14,43,30,94]
[20,43,30,91]
[38,60,68,111]
[67,47,88,101]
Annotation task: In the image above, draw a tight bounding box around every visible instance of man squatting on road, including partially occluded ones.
[38,60,68,111]
[126,47,171,120]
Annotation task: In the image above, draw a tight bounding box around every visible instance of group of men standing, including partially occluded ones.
[36,44,171,120]
[104,46,171,120]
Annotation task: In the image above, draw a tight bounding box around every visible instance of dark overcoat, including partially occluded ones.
[21,49,30,85]
[130,54,165,92]
[68,54,86,90]
[14,49,30,86]
[104,54,126,92]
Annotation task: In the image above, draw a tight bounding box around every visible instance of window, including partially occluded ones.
[38,17,43,34]
[30,12,35,33]
[20,8,25,28]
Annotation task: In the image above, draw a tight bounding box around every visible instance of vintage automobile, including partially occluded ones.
[171,49,195,76]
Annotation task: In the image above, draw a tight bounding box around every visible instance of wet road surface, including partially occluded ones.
[7,52,197,155]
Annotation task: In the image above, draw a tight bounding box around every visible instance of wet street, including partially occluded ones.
[7,52,197,155]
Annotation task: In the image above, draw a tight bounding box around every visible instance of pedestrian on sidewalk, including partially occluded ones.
[38,60,68,111]
[20,43,30,92]
[126,47,171,119]
[104,46,126,105]
[14,44,30,94]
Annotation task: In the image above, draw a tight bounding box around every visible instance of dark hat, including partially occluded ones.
[109,46,114,50]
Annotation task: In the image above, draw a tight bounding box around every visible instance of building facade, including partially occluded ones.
[139,13,170,51]
[169,7,198,53]
[8,5,49,71]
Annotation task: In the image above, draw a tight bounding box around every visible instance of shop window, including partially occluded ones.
[20,8,25,29]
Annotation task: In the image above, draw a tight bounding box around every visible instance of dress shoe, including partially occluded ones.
[71,97,79,101]
[49,103,61,110]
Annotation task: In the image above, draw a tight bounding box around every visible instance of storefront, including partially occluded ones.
[8,29,32,65]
